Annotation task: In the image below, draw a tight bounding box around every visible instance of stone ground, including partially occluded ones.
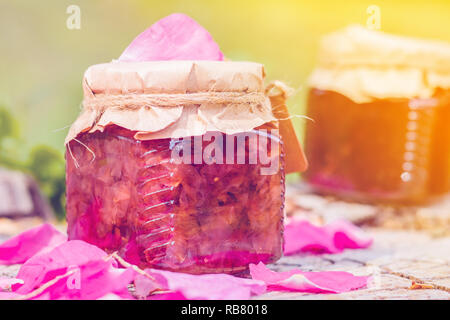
[1,183,449,300]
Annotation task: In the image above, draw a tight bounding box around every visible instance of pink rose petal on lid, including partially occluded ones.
[119,13,223,61]
[284,219,372,255]
[249,262,369,294]
[144,269,266,300]
[0,223,67,265]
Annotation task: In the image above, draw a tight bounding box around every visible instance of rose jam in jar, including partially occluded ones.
[65,61,304,274]
[304,26,450,204]
[66,126,284,273]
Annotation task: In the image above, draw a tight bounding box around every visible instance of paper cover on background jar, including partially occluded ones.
[308,25,450,103]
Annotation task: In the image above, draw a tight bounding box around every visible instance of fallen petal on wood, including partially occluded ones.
[409,281,434,290]
[0,219,373,300]
[284,219,372,255]
[0,291,21,300]
[249,262,370,293]
[8,240,137,300]
[0,223,67,265]
[24,261,137,300]
[13,240,108,294]
[148,291,186,300]
[143,269,266,300]
[0,277,23,291]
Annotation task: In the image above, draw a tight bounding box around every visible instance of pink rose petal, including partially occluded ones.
[0,223,67,265]
[327,220,373,251]
[28,260,137,300]
[249,262,369,293]
[148,291,186,300]
[8,239,137,300]
[14,240,107,294]
[0,277,24,291]
[133,273,163,299]
[119,13,223,61]
[284,219,372,255]
[98,293,123,300]
[0,291,20,300]
[143,269,266,300]
[291,270,370,293]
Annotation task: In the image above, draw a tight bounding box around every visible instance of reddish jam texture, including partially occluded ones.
[66,126,285,274]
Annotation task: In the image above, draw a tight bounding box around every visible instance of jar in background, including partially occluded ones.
[304,26,450,205]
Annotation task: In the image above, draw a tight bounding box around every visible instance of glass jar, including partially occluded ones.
[304,26,450,205]
[66,126,284,273]
[65,61,303,274]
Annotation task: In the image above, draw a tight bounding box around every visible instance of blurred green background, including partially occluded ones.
[0,0,449,217]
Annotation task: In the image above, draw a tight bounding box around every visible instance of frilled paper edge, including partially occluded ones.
[64,98,277,144]
[308,67,450,104]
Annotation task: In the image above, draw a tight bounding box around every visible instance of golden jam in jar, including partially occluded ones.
[304,26,450,204]
[305,89,450,204]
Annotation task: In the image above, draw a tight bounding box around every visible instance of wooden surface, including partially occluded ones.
[286,183,450,237]
[269,183,450,300]
[1,183,449,300]
[259,228,450,299]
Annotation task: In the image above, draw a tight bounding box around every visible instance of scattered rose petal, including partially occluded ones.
[26,260,137,300]
[289,270,370,293]
[119,13,223,61]
[0,223,67,265]
[143,269,266,300]
[0,291,20,300]
[250,262,370,293]
[98,293,123,300]
[328,220,373,251]
[8,239,137,300]
[14,240,108,294]
[133,272,164,299]
[0,277,24,291]
[0,219,372,300]
[148,291,186,300]
[284,219,372,255]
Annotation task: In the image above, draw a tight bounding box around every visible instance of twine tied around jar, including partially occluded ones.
[68,89,273,169]
[82,91,270,112]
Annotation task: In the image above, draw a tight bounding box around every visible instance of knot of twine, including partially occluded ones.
[83,91,269,111]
